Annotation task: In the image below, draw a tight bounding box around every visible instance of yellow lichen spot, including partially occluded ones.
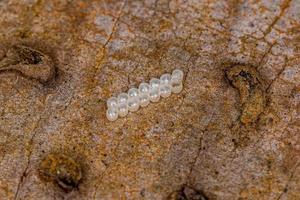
[39,153,82,192]
[226,65,266,125]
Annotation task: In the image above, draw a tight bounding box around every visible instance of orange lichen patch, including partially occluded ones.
[241,88,265,124]
[0,44,55,84]
[0,45,5,59]
[158,19,173,32]
[226,65,266,125]
[238,174,286,200]
[39,153,82,192]
[0,180,14,199]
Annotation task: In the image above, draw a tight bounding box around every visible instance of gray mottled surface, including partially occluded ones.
[0,0,299,199]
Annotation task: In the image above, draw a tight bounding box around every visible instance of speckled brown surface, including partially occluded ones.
[0,0,299,199]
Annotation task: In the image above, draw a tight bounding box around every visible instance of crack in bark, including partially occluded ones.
[91,3,127,198]
[94,1,127,69]
[255,0,292,92]
[13,116,43,200]
[257,42,276,68]
[266,56,288,93]
[255,0,291,73]
[92,133,126,200]
[185,133,205,185]
[263,0,292,38]
[276,161,300,200]
[185,112,215,186]
[13,90,76,200]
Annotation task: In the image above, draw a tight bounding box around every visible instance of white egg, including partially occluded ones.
[106,108,118,121]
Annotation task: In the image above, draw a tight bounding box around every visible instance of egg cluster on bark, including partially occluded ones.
[106,69,184,121]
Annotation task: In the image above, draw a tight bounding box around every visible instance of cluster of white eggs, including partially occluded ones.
[106,69,184,121]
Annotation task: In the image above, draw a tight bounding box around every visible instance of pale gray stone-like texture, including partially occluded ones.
[0,0,299,199]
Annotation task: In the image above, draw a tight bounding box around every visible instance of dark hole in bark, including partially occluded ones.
[14,45,43,65]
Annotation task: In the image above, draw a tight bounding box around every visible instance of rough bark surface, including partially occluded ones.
[0,0,299,199]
